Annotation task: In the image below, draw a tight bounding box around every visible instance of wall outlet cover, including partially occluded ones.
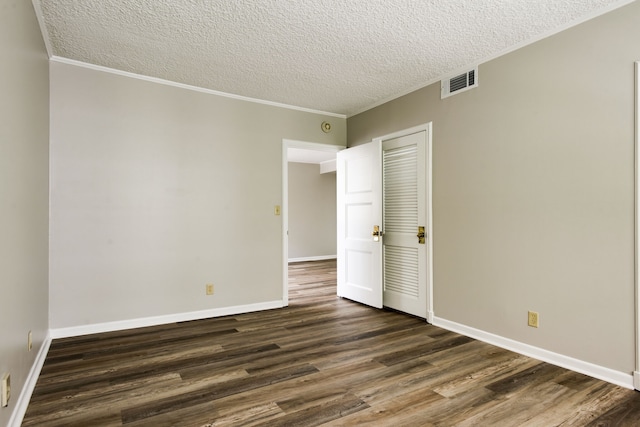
[528,311,539,328]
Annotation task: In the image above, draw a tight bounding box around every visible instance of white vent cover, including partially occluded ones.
[441,67,478,99]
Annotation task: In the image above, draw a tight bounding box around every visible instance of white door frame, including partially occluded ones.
[282,139,344,306]
[634,61,640,390]
[373,123,434,322]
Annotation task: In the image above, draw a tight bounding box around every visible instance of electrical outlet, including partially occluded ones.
[528,311,539,328]
[28,330,32,352]
[1,373,10,407]
[206,284,214,295]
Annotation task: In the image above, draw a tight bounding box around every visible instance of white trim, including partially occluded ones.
[50,301,283,339]
[371,123,433,151]
[426,124,434,325]
[433,316,635,390]
[372,123,434,321]
[635,60,640,390]
[289,255,337,263]
[348,0,637,117]
[320,159,337,174]
[282,142,290,307]
[282,140,345,306]
[284,140,347,153]
[31,1,53,58]
[8,332,52,427]
[50,56,346,119]
[427,310,434,324]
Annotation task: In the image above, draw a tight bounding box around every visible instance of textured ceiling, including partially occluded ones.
[36,0,634,116]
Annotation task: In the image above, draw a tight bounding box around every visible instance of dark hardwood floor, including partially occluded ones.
[23,259,640,426]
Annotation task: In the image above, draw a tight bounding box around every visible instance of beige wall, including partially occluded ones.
[348,1,640,374]
[49,61,346,329]
[288,163,337,260]
[0,0,50,424]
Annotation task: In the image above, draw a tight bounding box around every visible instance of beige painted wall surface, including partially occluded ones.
[348,2,640,374]
[288,163,337,260]
[49,62,345,329]
[0,0,50,424]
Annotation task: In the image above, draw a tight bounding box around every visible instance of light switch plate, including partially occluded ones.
[1,373,10,407]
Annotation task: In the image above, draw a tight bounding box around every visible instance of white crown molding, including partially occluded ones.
[31,0,52,58]
[348,0,638,117]
[49,56,346,119]
[432,316,634,390]
[8,331,52,427]
[49,301,283,339]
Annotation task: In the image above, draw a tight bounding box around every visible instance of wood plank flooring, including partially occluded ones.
[23,259,640,426]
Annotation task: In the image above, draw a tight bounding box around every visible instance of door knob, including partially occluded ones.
[417,226,425,244]
[372,225,381,242]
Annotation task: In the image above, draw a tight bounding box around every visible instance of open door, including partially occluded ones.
[336,141,383,308]
[337,124,433,320]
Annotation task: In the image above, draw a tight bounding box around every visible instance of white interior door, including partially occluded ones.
[381,131,428,318]
[336,141,382,308]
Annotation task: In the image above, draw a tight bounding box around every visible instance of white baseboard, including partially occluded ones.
[634,371,640,390]
[426,310,435,324]
[8,332,52,427]
[288,255,337,263]
[50,300,284,339]
[432,316,634,390]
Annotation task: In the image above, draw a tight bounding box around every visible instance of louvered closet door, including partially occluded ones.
[382,131,427,318]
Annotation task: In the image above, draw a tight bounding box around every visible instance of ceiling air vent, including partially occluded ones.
[441,67,478,99]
